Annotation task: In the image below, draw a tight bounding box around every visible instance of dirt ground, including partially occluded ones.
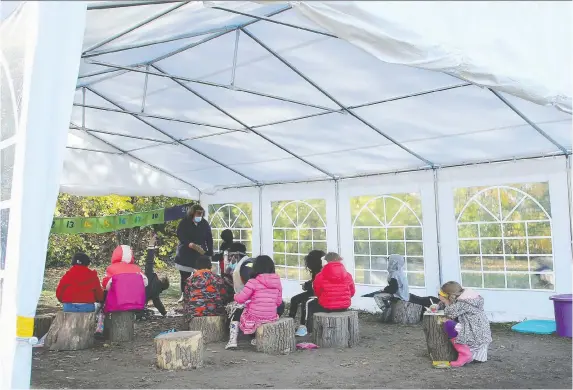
[31,310,572,389]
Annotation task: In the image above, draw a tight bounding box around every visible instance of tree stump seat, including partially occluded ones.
[34,314,55,339]
[255,318,296,355]
[104,311,135,342]
[44,312,95,351]
[389,300,423,324]
[188,315,227,343]
[312,311,360,348]
[422,312,457,362]
[155,331,203,370]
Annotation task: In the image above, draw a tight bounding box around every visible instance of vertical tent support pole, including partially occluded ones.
[433,168,443,285]
[334,179,341,254]
[0,3,87,388]
[566,156,573,264]
[230,29,240,87]
[141,64,149,113]
[258,186,264,255]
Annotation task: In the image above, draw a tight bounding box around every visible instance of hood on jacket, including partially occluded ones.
[256,273,282,289]
[321,262,348,282]
[111,245,135,264]
[388,254,405,273]
[457,289,483,308]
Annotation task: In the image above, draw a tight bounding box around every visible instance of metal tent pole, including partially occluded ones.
[433,169,443,285]
[335,179,341,254]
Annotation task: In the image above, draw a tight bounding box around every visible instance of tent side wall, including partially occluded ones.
[204,156,572,322]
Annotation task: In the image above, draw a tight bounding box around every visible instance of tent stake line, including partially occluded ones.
[86,87,261,185]
[87,1,185,11]
[240,27,436,168]
[85,60,341,113]
[151,64,338,179]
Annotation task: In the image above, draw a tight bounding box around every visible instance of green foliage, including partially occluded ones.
[46,194,194,267]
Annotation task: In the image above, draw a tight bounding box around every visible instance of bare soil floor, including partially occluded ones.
[31,311,572,389]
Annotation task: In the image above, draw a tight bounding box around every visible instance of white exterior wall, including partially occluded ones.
[205,156,572,322]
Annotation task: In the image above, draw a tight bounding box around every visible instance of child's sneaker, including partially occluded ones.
[250,338,257,346]
[295,325,308,337]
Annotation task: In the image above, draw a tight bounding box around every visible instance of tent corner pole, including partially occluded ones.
[433,168,443,287]
[334,179,341,254]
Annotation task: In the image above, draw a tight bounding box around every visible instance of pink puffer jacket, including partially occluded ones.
[234,273,282,319]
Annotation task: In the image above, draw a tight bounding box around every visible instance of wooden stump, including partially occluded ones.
[422,312,457,362]
[188,316,227,344]
[155,331,203,370]
[312,311,360,348]
[104,311,134,342]
[34,314,55,339]
[44,312,95,351]
[255,318,296,355]
[390,300,423,324]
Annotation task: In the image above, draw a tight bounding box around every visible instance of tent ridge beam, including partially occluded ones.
[70,123,173,144]
[489,89,569,154]
[241,27,435,167]
[211,6,338,39]
[151,64,338,179]
[73,102,247,132]
[145,5,291,65]
[82,26,236,59]
[66,146,120,155]
[86,87,261,185]
[69,121,202,192]
[216,152,571,191]
[87,59,341,112]
[251,83,472,129]
[87,1,185,11]
[83,1,190,54]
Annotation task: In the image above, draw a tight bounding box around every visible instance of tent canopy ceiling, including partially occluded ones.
[15,1,573,197]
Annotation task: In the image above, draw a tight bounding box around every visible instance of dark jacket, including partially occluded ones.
[175,217,214,269]
[302,269,321,296]
[145,249,167,316]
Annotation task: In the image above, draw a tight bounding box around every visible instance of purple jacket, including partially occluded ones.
[234,273,282,320]
[104,273,146,313]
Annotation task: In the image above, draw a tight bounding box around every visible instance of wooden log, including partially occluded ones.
[312,311,360,348]
[390,300,423,324]
[255,318,296,355]
[44,312,95,351]
[154,331,203,370]
[104,311,134,342]
[34,314,55,339]
[188,316,227,344]
[422,312,457,362]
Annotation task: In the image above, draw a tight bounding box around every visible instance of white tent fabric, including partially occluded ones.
[58,0,570,197]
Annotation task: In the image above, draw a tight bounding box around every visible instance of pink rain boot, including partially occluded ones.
[450,339,473,367]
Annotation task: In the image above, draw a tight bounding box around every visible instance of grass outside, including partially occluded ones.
[39,265,182,314]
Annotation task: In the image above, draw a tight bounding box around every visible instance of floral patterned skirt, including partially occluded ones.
[239,310,278,335]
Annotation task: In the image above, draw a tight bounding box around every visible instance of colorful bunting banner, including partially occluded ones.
[50,204,191,235]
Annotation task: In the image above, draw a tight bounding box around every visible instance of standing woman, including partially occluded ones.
[175,204,214,302]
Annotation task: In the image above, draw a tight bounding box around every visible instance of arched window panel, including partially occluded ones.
[351,193,425,287]
[455,182,554,290]
[272,199,327,281]
[208,203,253,271]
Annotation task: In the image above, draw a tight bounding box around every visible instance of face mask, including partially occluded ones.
[229,263,237,271]
[194,216,202,223]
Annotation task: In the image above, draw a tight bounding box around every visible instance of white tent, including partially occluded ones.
[1,1,571,388]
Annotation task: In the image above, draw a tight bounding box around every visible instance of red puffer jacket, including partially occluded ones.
[56,265,104,303]
[313,261,355,310]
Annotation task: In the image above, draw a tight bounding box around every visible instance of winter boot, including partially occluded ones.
[225,321,239,350]
[450,339,473,367]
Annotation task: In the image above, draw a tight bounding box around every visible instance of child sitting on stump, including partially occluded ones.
[226,255,284,350]
[183,255,228,319]
[288,249,325,337]
[362,254,438,318]
[306,252,355,333]
[440,281,492,367]
[56,253,104,312]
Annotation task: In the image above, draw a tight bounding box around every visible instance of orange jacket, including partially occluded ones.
[102,245,148,290]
